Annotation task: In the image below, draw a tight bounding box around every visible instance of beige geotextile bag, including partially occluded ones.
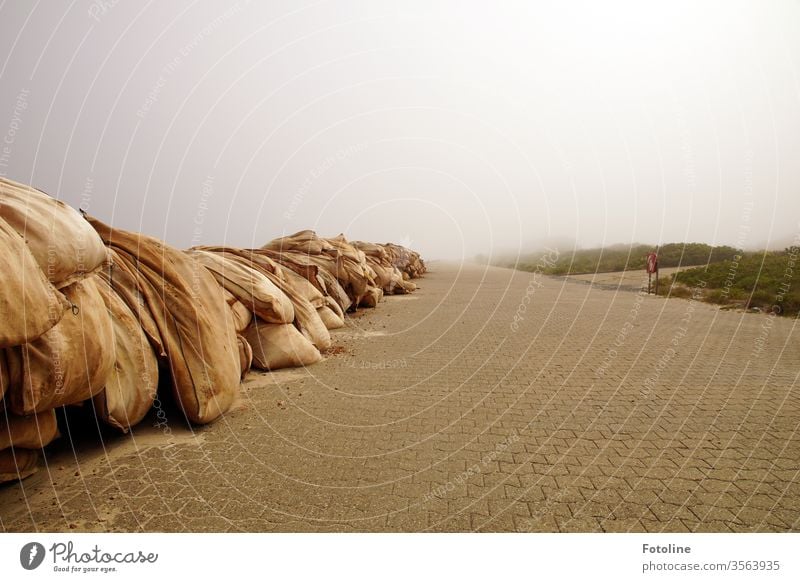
[97,249,165,356]
[0,409,59,450]
[221,289,253,334]
[0,217,68,348]
[6,277,115,415]
[317,305,344,330]
[236,335,253,380]
[0,176,109,287]
[0,448,39,483]
[243,320,321,371]
[188,249,294,324]
[87,216,240,425]
[359,286,384,308]
[195,247,331,350]
[92,277,158,433]
[262,229,337,255]
[259,249,352,313]
[0,351,7,400]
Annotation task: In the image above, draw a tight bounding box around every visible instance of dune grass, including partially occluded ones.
[502,242,799,317]
[504,242,741,276]
[658,248,800,316]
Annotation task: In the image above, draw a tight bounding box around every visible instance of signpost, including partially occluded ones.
[646,249,659,294]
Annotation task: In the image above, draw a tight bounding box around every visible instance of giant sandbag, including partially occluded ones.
[0,351,8,401]
[375,261,416,294]
[281,267,326,309]
[353,240,388,261]
[364,257,394,291]
[86,216,240,425]
[277,275,331,350]
[0,350,8,402]
[0,176,109,287]
[0,217,68,348]
[194,247,331,350]
[239,257,331,350]
[0,448,39,483]
[223,290,253,334]
[261,230,372,308]
[355,241,416,295]
[92,277,158,433]
[326,235,375,303]
[359,286,384,308]
[393,271,417,293]
[188,249,294,324]
[6,277,115,415]
[324,296,345,321]
[262,229,337,256]
[315,267,352,313]
[243,321,321,370]
[314,255,372,308]
[317,305,344,330]
[194,246,286,279]
[97,250,165,357]
[236,335,253,380]
[308,253,369,307]
[382,243,426,278]
[257,248,326,293]
[259,248,352,313]
[326,234,363,260]
[0,409,59,450]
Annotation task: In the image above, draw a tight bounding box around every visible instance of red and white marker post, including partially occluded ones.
[646,249,659,294]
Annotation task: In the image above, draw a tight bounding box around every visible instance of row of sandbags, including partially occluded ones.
[0,176,425,484]
[261,230,425,304]
[1,176,112,482]
[381,242,427,279]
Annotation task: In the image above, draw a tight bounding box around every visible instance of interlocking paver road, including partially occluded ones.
[2,262,799,532]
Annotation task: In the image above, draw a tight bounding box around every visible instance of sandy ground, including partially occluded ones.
[565,267,686,292]
[1,262,798,532]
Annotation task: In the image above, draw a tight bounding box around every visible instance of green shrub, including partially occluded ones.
[705,289,729,305]
[672,251,798,316]
[667,286,693,299]
[502,242,743,277]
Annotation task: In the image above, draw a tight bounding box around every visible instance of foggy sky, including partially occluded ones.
[1,0,799,260]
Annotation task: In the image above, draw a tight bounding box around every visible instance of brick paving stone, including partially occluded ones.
[1,263,798,532]
[599,517,644,532]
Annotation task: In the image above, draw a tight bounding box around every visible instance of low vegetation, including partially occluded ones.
[659,248,800,316]
[502,242,741,276]
[499,242,799,317]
